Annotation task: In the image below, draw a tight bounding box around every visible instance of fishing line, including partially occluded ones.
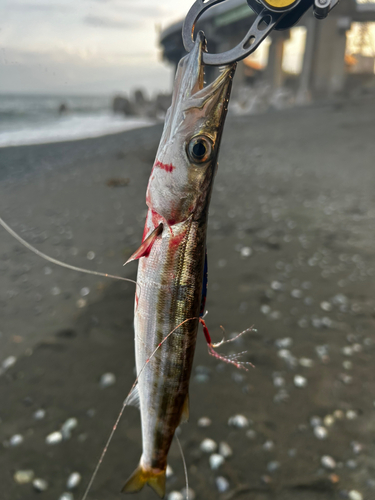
[176,434,189,500]
[81,317,198,500]
[0,217,139,288]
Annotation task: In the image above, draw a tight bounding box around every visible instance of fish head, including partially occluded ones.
[146,32,236,226]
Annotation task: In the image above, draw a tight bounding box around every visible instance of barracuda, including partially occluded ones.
[122,32,236,498]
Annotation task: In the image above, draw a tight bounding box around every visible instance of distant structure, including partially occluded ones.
[160,0,375,102]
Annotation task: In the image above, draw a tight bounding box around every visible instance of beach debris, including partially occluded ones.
[321,455,336,470]
[228,414,249,428]
[216,476,230,493]
[209,453,225,470]
[9,434,24,447]
[13,470,34,484]
[61,418,78,439]
[33,478,48,492]
[99,372,116,388]
[46,431,63,445]
[219,441,233,458]
[66,472,81,490]
[197,416,211,427]
[200,438,217,453]
[314,426,328,440]
[33,409,46,420]
[294,375,307,388]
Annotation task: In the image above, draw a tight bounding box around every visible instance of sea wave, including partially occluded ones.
[0,112,154,148]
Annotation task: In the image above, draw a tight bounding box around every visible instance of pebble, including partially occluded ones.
[2,356,17,370]
[348,491,363,500]
[291,289,303,299]
[76,299,87,308]
[267,461,280,473]
[13,470,34,484]
[299,357,314,368]
[197,417,211,427]
[310,416,322,427]
[99,372,116,388]
[181,487,195,500]
[324,415,335,427]
[61,418,78,439]
[314,426,328,440]
[240,246,252,257]
[219,442,233,458]
[46,431,63,445]
[209,453,225,470]
[80,287,90,297]
[9,434,24,446]
[215,476,230,493]
[200,438,217,453]
[321,455,336,470]
[168,493,183,500]
[33,409,46,420]
[320,301,333,312]
[246,429,257,439]
[261,304,271,314]
[33,478,48,492]
[346,410,358,420]
[67,472,81,490]
[87,251,95,260]
[59,494,74,500]
[263,440,275,451]
[166,465,174,478]
[228,414,249,428]
[294,375,307,388]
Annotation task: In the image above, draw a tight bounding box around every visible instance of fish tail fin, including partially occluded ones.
[122,462,166,498]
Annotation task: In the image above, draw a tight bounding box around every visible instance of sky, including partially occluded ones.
[0,0,194,95]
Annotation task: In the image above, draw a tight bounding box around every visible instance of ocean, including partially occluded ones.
[0,94,154,148]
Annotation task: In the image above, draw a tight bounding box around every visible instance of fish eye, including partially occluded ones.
[187,136,212,164]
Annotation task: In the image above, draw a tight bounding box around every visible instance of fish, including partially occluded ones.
[121,32,236,498]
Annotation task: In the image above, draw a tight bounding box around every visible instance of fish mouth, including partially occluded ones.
[181,30,236,102]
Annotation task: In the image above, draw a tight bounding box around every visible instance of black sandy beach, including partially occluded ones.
[0,98,375,500]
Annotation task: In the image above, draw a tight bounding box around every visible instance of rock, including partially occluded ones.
[13,470,34,484]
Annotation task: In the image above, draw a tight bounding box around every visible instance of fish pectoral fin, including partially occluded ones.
[122,463,166,498]
[180,394,190,424]
[124,223,163,265]
[124,385,140,409]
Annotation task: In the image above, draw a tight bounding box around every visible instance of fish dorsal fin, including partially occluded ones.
[125,223,163,265]
[180,394,189,424]
[125,385,140,409]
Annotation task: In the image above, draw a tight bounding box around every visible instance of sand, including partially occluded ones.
[0,97,375,500]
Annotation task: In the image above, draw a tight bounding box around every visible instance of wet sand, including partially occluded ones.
[1,97,375,500]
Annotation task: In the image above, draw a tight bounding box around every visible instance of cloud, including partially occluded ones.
[83,15,136,29]
[7,2,68,11]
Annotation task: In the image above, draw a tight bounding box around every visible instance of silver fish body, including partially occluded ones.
[123,33,236,498]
